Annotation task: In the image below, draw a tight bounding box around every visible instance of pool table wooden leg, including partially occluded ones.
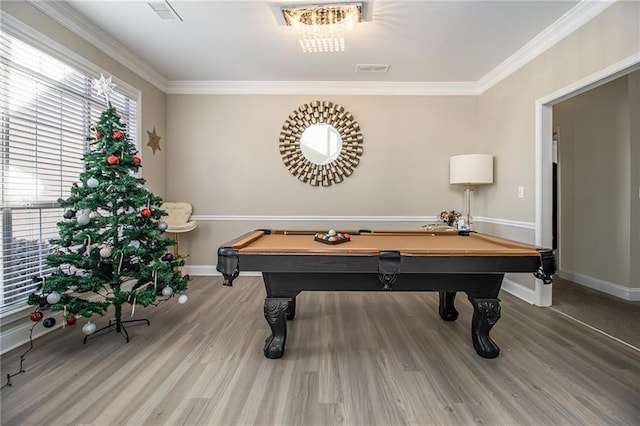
[263,298,290,359]
[438,291,459,321]
[285,297,296,320]
[468,297,501,359]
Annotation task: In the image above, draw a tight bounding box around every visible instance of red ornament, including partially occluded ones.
[96,131,103,138]
[141,208,152,218]
[107,155,119,165]
[133,156,141,165]
[66,316,77,326]
[113,131,124,140]
[30,311,44,322]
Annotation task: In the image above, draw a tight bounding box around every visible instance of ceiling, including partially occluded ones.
[41,1,609,93]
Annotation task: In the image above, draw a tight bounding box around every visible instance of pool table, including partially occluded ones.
[217,229,555,359]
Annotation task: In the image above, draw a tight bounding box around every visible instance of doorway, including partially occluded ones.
[534,53,640,307]
[534,55,640,349]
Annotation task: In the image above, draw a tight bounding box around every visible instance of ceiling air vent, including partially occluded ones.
[355,64,390,73]
[148,1,183,21]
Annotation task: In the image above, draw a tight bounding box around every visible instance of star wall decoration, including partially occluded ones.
[92,73,116,103]
[147,127,162,155]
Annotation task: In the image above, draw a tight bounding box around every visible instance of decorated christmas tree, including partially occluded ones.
[28,75,188,342]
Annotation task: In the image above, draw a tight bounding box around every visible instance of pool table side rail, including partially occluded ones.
[216,230,555,277]
[225,232,542,258]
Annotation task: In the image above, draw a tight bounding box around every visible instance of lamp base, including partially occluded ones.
[463,186,474,230]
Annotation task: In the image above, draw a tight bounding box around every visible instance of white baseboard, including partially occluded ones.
[501,278,537,304]
[1,309,66,355]
[559,270,640,301]
[183,265,218,276]
[183,265,259,277]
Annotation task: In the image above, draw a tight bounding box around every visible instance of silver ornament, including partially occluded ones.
[178,294,188,304]
[158,221,168,232]
[162,286,173,297]
[46,292,61,304]
[77,214,90,225]
[87,177,99,188]
[82,322,96,335]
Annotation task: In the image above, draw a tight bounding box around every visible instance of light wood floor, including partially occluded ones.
[551,276,640,349]
[1,276,639,425]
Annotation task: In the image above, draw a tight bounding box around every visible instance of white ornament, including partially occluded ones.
[87,177,99,188]
[46,292,61,304]
[99,246,112,258]
[178,294,188,304]
[129,240,140,249]
[162,286,173,297]
[82,322,97,335]
[77,213,90,225]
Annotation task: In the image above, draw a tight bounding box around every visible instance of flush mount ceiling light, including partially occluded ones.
[281,3,362,53]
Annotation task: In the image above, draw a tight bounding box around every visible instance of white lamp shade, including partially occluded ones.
[449,154,494,185]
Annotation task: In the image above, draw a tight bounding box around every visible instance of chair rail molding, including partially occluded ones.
[190,214,535,229]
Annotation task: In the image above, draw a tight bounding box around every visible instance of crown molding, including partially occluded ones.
[165,80,480,96]
[27,0,614,96]
[27,0,168,93]
[476,0,617,94]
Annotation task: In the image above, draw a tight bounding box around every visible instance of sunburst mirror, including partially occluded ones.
[279,101,363,186]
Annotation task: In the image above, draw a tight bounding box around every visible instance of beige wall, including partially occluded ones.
[166,95,479,264]
[554,75,633,287]
[1,0,168,197]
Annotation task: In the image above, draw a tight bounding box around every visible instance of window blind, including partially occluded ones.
[0,30,138,311]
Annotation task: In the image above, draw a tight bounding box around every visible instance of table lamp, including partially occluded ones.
[449,154,494,229]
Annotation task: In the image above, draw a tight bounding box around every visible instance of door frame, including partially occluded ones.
[534,52,640,306]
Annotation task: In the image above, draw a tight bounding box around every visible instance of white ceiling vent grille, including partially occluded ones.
[148,1,183,21]
[355,64,391,73]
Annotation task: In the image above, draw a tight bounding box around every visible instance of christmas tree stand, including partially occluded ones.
[83,317,150,344]
[83,305,150,344]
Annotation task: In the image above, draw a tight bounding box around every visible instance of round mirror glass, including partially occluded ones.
[300,123,342,165]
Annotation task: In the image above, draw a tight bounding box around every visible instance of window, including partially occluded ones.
[0,29,138,312]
